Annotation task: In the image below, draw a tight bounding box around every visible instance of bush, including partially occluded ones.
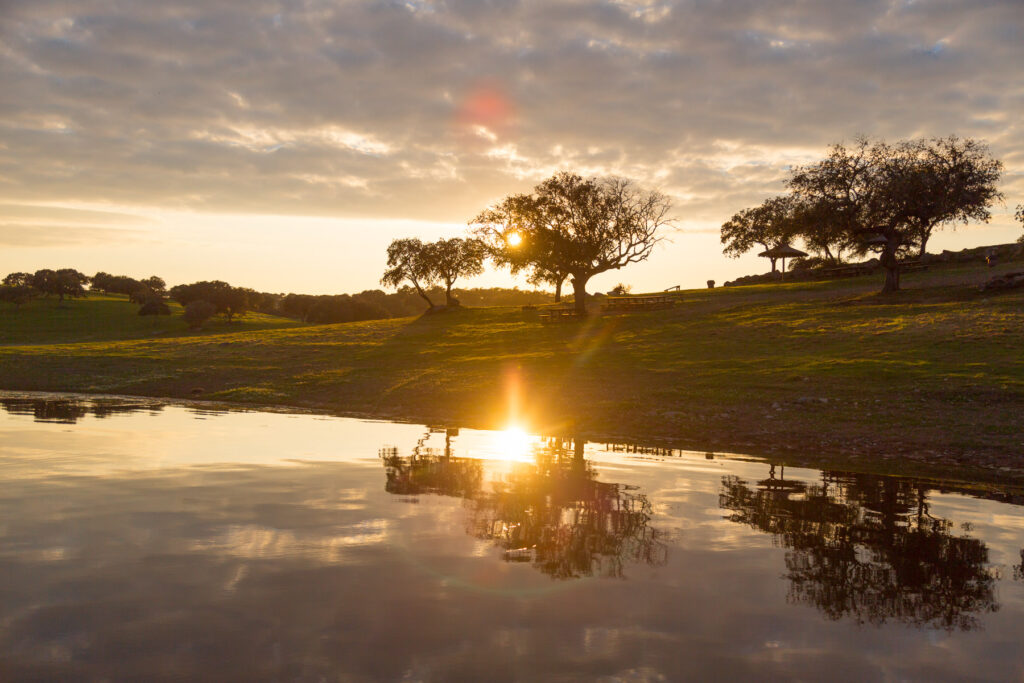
[183,300,217,329]
[138,299,171,316]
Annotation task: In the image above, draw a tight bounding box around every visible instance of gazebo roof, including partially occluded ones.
[758,243,808,259]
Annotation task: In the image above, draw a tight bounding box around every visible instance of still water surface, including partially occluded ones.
[2,393,1023,681]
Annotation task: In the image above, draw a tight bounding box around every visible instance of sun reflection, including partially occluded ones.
[492,425,533,462]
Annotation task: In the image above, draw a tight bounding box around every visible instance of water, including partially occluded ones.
[2,392,1023,681]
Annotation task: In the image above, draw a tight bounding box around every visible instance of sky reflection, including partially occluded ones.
[2,394,1024,680]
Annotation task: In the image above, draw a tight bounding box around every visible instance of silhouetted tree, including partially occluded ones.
[138,298,171,317]
[720,195,802,271]
[183,300,217,329]
[790,136,1003,293]
[473,172,672,315]
[3,272,33,288]
[381,238,437,309]
[0,284,37,309]
[32,268,89,302]
[425,238,485,307]
[170,281,252,322]
[1016,205,1024,244]
[143,276,166,293]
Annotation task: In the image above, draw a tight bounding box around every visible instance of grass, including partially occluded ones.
[1,262,1022,482]
[0,293,302,345]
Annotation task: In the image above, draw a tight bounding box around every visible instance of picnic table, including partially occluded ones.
[601,294,677,313]
[537,307,583,322]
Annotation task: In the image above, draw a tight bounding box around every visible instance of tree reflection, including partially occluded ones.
[719,467,998,631]
[381,434,668,579]
[0,397,166,423]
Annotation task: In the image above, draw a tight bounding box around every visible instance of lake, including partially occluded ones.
[2,392,1023,681]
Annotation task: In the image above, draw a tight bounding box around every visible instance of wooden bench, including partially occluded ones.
[601,295,677,313]
[898,260,929,273]
[538,307,582,322]
[822,264,872,278]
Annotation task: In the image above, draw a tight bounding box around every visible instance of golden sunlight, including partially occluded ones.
[506,231,522,247]
[492,425,533,462]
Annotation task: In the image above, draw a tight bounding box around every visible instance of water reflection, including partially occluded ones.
[1,397,164,423]
[382,432,669,579]
[719,466,999,631]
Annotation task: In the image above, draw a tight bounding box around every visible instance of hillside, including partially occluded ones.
[0,293,303,345]
[1,261,1022,480]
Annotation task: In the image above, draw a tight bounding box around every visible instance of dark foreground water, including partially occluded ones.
[1,393,1023,681]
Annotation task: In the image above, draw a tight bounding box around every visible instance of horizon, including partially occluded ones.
[2,0,1022,294]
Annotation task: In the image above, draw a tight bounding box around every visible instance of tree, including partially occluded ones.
[425,238,485,307]
[789,136,1003,293]
[143,276,166,293]
[720,195,801,271]
[897,137,1003,257]
[1016,204,1024,244]
[472,172,672,315]
[4,272,32,287]
[170,280,251,322]
[381,238,437,309]
[32,268,89,302]
[138,298,171,316]
[183,300,217,329]
[0,284,37,310]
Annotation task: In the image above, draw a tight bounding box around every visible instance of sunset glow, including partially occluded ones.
[1,1,1019,292]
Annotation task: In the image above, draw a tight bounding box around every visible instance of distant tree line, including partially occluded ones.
[721,135,1005,292]
[0,267,554,329]
[0,268,91,308]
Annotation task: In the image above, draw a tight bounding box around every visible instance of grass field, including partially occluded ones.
[1,262,1022,481]
[0,292,302,345]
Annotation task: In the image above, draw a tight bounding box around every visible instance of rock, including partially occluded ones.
[980,270,1024,292]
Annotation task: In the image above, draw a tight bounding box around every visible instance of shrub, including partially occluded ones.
[183,300,217,329]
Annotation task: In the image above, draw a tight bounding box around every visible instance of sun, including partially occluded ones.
[506,232,522,247]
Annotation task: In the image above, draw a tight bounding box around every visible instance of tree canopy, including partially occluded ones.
[472,172,672,314]
[424,238,485,307]
[785,136,1002,292]
[381,237,485,309]
[169,280,255,322]
[381,238,438,308]
[720,195,801,272]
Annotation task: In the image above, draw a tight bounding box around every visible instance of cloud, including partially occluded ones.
[0,223,147,247]
[0,0,1021,226]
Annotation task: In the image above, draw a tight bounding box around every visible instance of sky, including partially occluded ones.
[1,0,1022,295]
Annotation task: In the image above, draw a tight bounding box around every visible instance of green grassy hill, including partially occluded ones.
[0,292,303,345]
[1,262,1022,479]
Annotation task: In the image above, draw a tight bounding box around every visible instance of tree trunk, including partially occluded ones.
[445,282,457,307]
[769,258,778,273]
[918,233,929,258]
[880,234,901,294]
[412,282,434,308]
[571,275,590,315]
[554,278,563,303]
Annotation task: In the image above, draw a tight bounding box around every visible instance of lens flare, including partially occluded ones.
[506,232,522,247]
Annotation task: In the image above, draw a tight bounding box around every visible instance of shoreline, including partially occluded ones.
[3,263,1022,487]
[4,386,1023,490]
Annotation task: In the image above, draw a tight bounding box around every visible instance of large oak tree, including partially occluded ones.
[472,172,672,315]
